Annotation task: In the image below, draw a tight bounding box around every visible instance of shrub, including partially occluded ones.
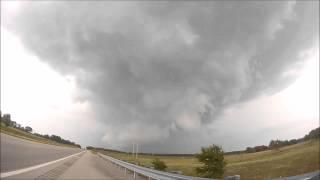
[152,158,167,171]
[195,144,226,178]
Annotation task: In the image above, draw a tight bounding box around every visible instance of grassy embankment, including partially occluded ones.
[0,122,79,148]
[97,139,319,180]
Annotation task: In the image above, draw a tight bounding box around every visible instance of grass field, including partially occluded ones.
[0,122,79,148]
[97,139,320,180]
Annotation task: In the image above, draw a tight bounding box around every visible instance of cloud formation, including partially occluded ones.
[2,1,318,152]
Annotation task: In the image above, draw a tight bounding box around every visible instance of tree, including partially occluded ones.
[269,140,284,150]
[304,127,320,140]
[152,158,167,171]
[195,144,226,178]
[86,146,94,150]
[25,126,33,133]
[246,147,255,153]
[10,121,17,127]
[43,134,50,139]
[2,114,11,126]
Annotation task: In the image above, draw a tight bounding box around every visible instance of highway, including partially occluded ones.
[1,133,319,180]
[0,133,128,179]
[59,151,127,179]
[0,133,82,172]
[0,132,210,180]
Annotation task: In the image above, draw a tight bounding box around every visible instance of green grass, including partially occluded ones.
[0,123,79,148]
[224,140,319,180]
[97,139,319,180]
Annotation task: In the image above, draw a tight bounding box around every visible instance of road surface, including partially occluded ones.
[59,151,128,179]
[0,133,131,179]
[273,171,320,180]
[0,133,82,172]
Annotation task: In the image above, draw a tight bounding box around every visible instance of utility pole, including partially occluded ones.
[136,143,139,159]
[132,143,135,159]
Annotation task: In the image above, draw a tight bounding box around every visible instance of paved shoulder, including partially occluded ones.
[287,171,320,180]
[59,151,128,179]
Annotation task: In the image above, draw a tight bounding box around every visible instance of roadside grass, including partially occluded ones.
[0,123,79,148]
[224,139,319,179]
[98,151,201,173]
[97,139,319,180]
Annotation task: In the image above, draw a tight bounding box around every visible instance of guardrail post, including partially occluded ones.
[133,171,136,180]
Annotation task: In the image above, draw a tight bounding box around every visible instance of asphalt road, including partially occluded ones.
[274,171,320,180]
[0,133,82,172]
[0,133,132,179]
[59,151,128,179]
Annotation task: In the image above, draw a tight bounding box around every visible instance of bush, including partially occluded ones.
[25,126,33,133]
[195,144,226,178]
[86,146,94,150]
[304,127,320,140]
[152,158,167,171]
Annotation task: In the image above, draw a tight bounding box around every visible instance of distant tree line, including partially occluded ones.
[244,127,320,153]
[85,127,319,179]
[86,146,124,153]
[0,112,81,148]
[87,127,320,156]
[86,146,196,157]
[33,133,81,148]
[1,112,33,132]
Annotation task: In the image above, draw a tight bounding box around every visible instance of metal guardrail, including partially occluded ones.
[98,153,213,180]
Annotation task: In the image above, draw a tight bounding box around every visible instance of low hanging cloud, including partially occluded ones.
[2,1,318,152]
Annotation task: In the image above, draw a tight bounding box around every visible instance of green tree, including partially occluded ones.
[195,144,226,178]
[25,126,33,133]
[152,158,167,171]
[304,127,320,140]
[2,114,11,126]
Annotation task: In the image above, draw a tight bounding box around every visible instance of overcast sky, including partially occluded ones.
[1,1,319,153]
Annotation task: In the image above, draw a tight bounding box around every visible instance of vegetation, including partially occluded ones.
[152,158,167,171]
[96,139,319,179]
[0,112,81,148]
[94,127,319,179]
[0,122,80,148]
[25,126,33,133]
[195,144,226,178]
[224,139,319,179]
[86,146,95,150]
[244,127,320,153]
[304,127,320,140]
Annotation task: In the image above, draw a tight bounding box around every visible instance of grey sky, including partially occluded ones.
[1,1,319,153]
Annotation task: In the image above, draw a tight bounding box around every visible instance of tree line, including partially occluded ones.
[86,127,319,179]
[90,127,320,156]
[245,127,320,153]
[33,133,81,148]
[0,112,81,148]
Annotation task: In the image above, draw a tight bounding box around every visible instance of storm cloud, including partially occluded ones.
[2,1,318,152]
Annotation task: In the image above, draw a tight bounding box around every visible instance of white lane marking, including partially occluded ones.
[0,151,85,178]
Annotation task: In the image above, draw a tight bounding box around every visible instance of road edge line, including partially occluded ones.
[0,150,85,178]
